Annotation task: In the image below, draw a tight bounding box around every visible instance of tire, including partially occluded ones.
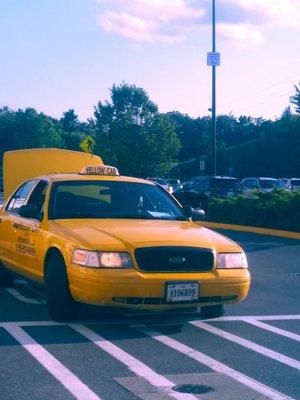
[45,252,78,321]
[0,261,14,287]
[201,304,225,319]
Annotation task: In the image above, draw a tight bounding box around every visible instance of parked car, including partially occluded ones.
[166,178,182,192]
[174,176,242,211]
[280,178,289,186]
[146,177,172,193]
[241,177,289,196]
[280,178,300,191]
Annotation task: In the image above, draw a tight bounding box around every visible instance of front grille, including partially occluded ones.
[134,246,214,272]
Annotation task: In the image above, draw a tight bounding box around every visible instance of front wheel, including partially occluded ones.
[45,252,78,321]
[201,305,224,319]
[0,261,14,287]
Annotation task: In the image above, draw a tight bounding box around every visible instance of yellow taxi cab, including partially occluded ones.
[0,149,250,321]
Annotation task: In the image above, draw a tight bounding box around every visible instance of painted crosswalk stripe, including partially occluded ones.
[243,318,300,342]
[3,323,101,400]
[71,324,200,400]
[190,321,300,370]
[137,325,295,400]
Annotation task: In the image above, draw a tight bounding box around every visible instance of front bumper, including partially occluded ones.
[68,265,251,310]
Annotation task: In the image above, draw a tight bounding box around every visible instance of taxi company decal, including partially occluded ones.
[14,223,38,257]
[16,239,36,257]
[13,223,39,233]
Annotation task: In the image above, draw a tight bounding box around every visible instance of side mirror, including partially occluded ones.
[19,204,43,220]
[182,205,206,221]
[182,205,193,218]
[191,208,206,221]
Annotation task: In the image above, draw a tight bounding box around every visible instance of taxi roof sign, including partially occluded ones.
[80,165,119,176]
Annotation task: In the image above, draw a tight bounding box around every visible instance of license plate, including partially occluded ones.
[166,282,199,303]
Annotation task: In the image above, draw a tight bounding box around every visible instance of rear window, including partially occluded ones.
[260,179,285,189]
[291,179,300,187]
[168,179,180,185]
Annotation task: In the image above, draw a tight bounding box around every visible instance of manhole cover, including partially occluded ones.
[172,384,214,394]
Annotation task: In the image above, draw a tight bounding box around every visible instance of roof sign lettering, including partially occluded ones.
[80,165,119,176]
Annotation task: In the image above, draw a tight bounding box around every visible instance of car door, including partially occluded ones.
[0,180,37,270]
[242,178,257,197]
[9,180,48,280]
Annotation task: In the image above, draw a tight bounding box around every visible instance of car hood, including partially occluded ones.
[50,219,240,252]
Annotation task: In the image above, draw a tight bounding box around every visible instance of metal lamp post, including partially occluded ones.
[207,0,220,176]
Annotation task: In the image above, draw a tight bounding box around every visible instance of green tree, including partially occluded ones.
[60,109,80,132]
[290,83,300,114]
[167,112,211,162]
[0,107,62,162]
[93,83,180,176]
[60,109,84,150]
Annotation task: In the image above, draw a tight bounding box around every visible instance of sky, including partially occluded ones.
[1,0,299,121]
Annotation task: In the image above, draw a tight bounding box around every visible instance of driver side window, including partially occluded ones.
[27,180,48,214]
[5,180,37,214]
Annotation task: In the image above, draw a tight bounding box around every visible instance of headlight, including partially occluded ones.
[216,252,248,269]
[71,250,100,267]
[71,250,133,268]
[99,252,132,268]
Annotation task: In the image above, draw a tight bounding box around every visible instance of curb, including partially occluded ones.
[201,221,300,240]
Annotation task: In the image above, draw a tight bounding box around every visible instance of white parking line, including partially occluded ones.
[206,315,300,322]
[137,326,295,400]
[71,324,200,400]
[0,320,60,328]
[5,288,44,304]
[3,323,101,400]
[190,321,300,370]
[243,318,300,342]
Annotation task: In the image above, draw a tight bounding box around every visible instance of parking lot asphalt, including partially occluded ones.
[0,230,299,400]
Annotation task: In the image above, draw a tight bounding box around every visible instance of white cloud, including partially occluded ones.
[96,0,204,43]
[97,0,204,22]
[99,11,156,42]
[223,0,300,29]
[96,0,300,47]
[218,23,265,46]
[98,11,184,43]
[124,0,204,22]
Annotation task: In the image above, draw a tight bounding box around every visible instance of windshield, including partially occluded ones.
[260,179,286,189]
[49,180,185,220]
[212,178,239,190]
